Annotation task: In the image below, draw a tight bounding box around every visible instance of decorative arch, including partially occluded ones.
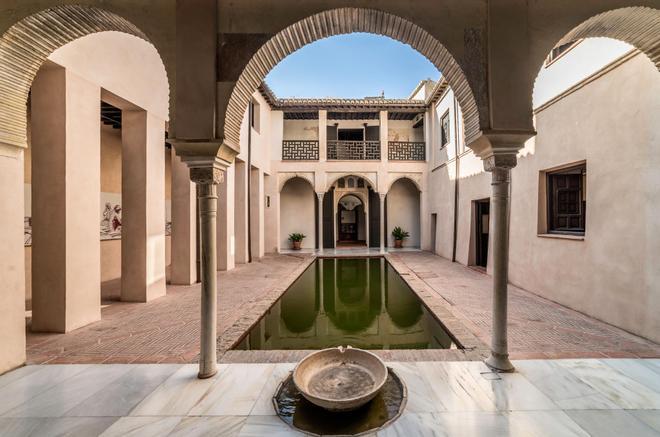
[0,5,168,148]
[326,173,377,192]
[224,8,481,150]
[338,192,368,209]
[387,174,423,193]
[557,7,660,71]
[278,172,315,192]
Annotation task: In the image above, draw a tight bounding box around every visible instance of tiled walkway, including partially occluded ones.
[390,252,660,359]
[26,254,313,364]
[25,251,660,364]
[0,359,659,436]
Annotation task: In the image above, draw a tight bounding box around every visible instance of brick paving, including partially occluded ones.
[26,254,313,364]
[390,251,660,359]
[25,251,660,364]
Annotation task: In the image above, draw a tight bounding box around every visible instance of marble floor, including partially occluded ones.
[0,359,658,436]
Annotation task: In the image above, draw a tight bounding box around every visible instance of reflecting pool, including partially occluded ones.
[235,258,458,350]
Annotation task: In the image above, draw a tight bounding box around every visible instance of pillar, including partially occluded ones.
[31,65,101,332]
[317,192,324,251]
[0,143,26,372]
[483,154,516,373]
[171,152,197,284]
[234,160,249,263]
[379,110,388,161]
[121,110,167,302]
[218,164,235,270]
[319,110,327,162]
[250,167,264,259]
[190,167,223,378]
[379,193,386,252]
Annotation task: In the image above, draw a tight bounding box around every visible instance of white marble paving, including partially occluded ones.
[0,359,658,436]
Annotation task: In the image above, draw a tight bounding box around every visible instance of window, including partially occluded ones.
[338,128,364,141]
[338,178,345,188]
[440,111,450,148]
[544,40,581,67]
[547,164,586,234]
[250,99,260,133]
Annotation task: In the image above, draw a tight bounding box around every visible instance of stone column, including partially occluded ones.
[379,193,386,252]
[317,192,324,251]
[234,160,249,263]
[318,110,327,162]
[0,143,27,372]
[217,164,235,270]
[483,154,517,373]
[121,110,167,302]
[31,65,101,332]
[171,152,197,285]
[190,167,223,378]
[379,110,388,161]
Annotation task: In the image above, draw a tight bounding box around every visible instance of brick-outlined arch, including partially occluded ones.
[224,8,481,152]
[557,6,660,71]
[0,4,169,148]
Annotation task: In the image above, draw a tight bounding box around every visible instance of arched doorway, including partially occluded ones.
[337,194,365,246]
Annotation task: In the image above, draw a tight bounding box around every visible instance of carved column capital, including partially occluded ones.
[190,167,224,185]
[483,154,518,172]
[316,192,325,201]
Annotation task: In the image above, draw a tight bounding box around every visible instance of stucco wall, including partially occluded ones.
[387,178,420,247]
[283,119,318,141]
[280,177,316,249]
[388,120,423,142]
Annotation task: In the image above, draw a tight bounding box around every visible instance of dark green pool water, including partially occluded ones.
[235,258,458,350]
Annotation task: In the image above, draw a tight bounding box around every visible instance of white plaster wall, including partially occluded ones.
[387,179,420,247]
[48,32,169,120]
[388,120,423,143]
[283,120,318,141]
[533,38,633,109]
[280,178,316,249]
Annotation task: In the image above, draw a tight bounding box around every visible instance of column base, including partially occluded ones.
[485,352,515,372]
[197,368,218,379]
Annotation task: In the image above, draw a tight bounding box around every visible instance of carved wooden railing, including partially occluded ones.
[327,140,381,160]
[282,140,319,160]
[388,141,426,161]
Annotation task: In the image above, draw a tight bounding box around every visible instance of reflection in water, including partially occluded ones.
[236,258,457,350]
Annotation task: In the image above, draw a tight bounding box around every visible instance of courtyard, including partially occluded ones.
[1,2,660,436]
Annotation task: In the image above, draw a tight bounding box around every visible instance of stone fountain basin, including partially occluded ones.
[293,346,388,412]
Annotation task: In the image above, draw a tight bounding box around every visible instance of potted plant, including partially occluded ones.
[391,226,409,248]
[289,233,306,250]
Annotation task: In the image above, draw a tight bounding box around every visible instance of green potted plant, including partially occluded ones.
[289,232,306,250]
[391,226,409,248]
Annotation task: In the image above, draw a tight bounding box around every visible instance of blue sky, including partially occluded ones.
[265,33,441,99]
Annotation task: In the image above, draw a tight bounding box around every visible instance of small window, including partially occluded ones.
[250,99,260,133]
[544,40,581,67]
[338,178,345,188]
[347,178,355,188]
[440,111,450,148]
[357,178,365,188]
[547,164,586,235]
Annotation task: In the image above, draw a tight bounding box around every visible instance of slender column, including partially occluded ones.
[484,156,516,372]
[191,167,223,379]
[31,65,101,332]
[317,192,324,251]
[379,193,386,252]
[171,153,197,284]
[121,110,167,302]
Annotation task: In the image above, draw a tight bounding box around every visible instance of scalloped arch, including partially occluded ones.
[0,5,167,148]
[224,8,481,151]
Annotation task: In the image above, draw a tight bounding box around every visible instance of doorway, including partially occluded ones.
[337,194,365,246]
[474,199,490,268]
[430,213,437,253]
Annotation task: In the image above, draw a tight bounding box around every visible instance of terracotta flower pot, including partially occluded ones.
[292,241,302,250]
[394,239,403,248]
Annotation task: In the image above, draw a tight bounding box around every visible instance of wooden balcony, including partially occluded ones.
[388,141,425,161]
[282,140,319,160]
[327,140,380,160]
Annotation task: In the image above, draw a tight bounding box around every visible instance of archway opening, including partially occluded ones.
[279,176,316,250]
[386,178,421,248]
